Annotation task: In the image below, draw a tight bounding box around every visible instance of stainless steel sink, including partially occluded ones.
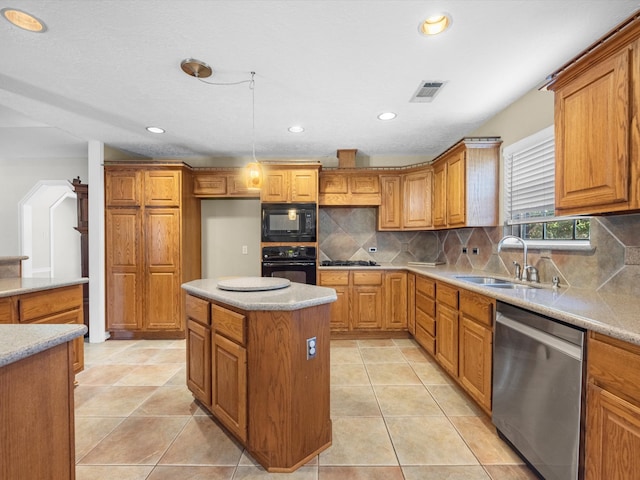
[455,276,537,289]
[455,276,512,285]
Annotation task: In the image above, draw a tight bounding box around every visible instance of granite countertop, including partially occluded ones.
[320,263,640,346]
[0,277,88,298]
[0,256,28,263]
[182,278,337,311]
[0,323,87,368]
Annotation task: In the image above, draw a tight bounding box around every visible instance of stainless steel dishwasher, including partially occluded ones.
[493,302,585,480]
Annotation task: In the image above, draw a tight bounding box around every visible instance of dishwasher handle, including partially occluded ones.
[496,312,583,361]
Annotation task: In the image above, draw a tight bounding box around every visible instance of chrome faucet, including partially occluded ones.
[498,235,528,281]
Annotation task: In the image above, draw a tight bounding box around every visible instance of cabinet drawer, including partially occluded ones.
[589,333,640,405]
[319,270,349,286]
[212,304,246,346]
[436,282,458,309]
[416,276,436,298]
[186,295,211,326]
[0,298,14,323]
[416,292,435,318]
[319,175,348,194]
[353,271,383,286]
[416,309,436,336]
[460,290,494,327]
[18,285,82,322]
[414,325,435,355]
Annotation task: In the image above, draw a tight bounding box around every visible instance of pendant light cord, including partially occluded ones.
[251,72,256,161]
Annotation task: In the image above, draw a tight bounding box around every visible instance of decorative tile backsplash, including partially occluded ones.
[319,207,640,295]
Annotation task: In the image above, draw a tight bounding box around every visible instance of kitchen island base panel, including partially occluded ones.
[247,305,332,472]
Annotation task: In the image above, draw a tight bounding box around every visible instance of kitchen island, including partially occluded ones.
[182,278,336,473]
[0,323,87,479]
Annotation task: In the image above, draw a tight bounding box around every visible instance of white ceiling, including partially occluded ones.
[0,0,639,162]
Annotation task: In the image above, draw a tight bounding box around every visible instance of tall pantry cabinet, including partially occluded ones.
[105,164,201,339]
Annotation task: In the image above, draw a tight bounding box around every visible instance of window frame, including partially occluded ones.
[503,126,592,251]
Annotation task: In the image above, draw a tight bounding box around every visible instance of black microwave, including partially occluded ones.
[261,203,317,242]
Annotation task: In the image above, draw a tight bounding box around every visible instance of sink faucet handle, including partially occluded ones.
[512,261,521,280]
[525,265,539,283]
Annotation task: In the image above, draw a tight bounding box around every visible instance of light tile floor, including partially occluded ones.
[75,338,538,479]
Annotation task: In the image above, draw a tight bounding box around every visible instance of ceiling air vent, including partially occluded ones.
[410,81,445,103]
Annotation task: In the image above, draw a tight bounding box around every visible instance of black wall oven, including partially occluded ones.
[261,246,317,285]
[261,203,316,243]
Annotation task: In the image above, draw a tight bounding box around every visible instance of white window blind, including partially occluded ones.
[504,126,555,224]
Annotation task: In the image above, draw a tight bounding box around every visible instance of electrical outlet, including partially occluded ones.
[368,247,377,253]
[306,337,317,359]
[462,247,468,254]
[472,247,479,255]
[242,245,248,255]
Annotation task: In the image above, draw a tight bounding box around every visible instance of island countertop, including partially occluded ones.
[182,278,337,311]
[0,323,87,368]
[0,277,88,298]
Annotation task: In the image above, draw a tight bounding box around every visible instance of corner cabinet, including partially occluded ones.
[585,332,640,479]
[431,138,501,228]
[547,17,640,215]
[105,164,201,339]
[260,164,320,203]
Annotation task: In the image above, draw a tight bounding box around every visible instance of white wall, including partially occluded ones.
[0,157,87,255]
[201,198,261,278]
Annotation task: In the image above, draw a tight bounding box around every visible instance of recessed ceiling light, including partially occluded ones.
[377,112,397,121]
[288,126,304,133]
[146,126,165,134]
[419,13,451,36]
[1,8,46,32]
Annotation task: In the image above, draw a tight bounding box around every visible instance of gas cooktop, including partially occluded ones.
[321,260,379,267]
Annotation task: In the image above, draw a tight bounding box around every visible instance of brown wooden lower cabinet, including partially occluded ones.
[185,294,331,473]
[318,269,407,334]
[1,340,76,479]
[3,284,85,373]
[585,332,640,479]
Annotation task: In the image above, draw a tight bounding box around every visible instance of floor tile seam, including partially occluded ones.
[154,416,206,468]
[446,415,496,468]
[405,362,448,417]
[74,416,128,465]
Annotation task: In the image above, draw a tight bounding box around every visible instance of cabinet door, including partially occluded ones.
[585,384,640,480]
[447,151,466,227]
[105,170,142,207]
[106,208,143,331]
[290,169,318,202]
[458,316,492,411]
[319,174,348,194]
[433,161,447,227]
[403,170,433,229]
[378,175,402,230]
[212,333,247,442]
[193,174,227,196]
[186,319,212,406]
[144,170,181,207]
[351,272,383,330]
[261,170,289,202]
[318,271,350,331]
[436,303,459,376]
[555,48,631,214]
[351,175,380,194]
[144,209,181,330]
[384,272,407,330]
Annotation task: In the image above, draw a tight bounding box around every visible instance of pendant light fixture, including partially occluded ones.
[245,72,262,190]
[180,60,261,189]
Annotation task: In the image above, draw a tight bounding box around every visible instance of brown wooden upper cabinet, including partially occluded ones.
[318,171,381,206]
[378,168,433,230]
[546,17,640,215]
[260,165,319,203]
[193,169,259,198]
[431,138,501,229]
